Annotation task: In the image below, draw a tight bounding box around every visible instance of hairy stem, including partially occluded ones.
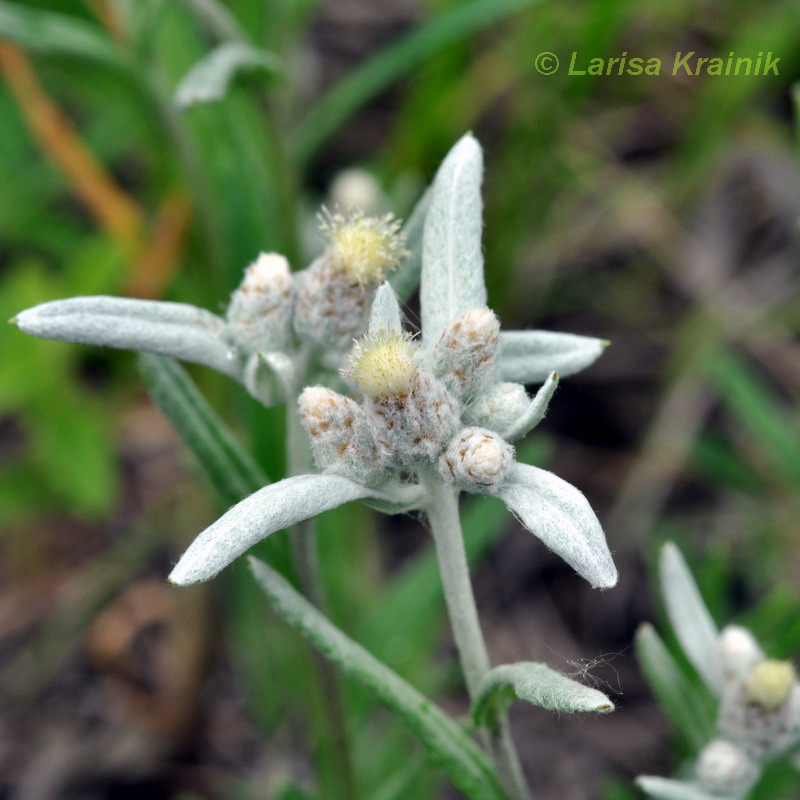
[420,466,531,800]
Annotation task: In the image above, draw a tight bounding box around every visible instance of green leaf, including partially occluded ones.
[0,2,128,72]
[472,662,614,729]
[175,42,281,108]
[634,623,715,750]
[294,0,550,163]
[248,557,506,800]
[138,354,266,507]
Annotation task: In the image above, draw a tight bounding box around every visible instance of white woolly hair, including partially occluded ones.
[344,330,419,399]
[319,206,408,287]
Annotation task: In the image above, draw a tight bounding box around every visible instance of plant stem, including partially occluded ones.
[286,396,358,800]
[420,465,532,800]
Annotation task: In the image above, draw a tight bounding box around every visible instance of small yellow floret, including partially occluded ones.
[744,659,796,710]
[345,331,419,399]
[320,207,408,286]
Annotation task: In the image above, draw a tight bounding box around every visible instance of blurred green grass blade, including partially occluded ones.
[138,353,267,506]
[294,0,549,164]
[174,42,281,109]
[248,557,506,800]
[634,623,715,750]
[0,2,129,71]
[709,352,800,488]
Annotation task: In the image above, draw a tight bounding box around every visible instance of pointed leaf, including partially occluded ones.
[636,777,717,800]
[390,188,430,302]
[175,42,280,108]
[368,283,403,336]
[660,542,721,693]
[494,463,617,589]
[138,354,266,507]
[420,135,486,351]
[170,473,373,585]
[634,623,716,749]
[248,557,506,800]
[472,661,613,729]
[499,330,607,383]
[501,372,559,441]
[0,3,129,71]
[14,296,240,378]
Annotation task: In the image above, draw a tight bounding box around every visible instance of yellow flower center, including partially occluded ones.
[320,208,407,286]
[345,331,419,399]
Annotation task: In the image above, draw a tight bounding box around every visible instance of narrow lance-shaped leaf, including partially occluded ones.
[501,372,559,442]
[493,463,617,589]
[472,662,614,729]
[420,134,486,352]
[248,557,506,800]
[636,777,718,800]
[660,542,722,693]
[390,187,430,302]
[175,42,281,108]
[13,296,241,379]
[169,474,374,585]
[0,2,129,71]
[138,354,266,507]
[499,330,607,384]
[368,282,404,336]
[634,623,716,749]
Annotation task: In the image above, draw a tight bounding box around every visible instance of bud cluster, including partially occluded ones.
[299,306,521,492]
[227,208,407,360]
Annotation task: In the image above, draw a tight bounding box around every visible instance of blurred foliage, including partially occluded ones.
[2,0,800,798]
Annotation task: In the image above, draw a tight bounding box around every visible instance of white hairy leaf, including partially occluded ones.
[169,473,375,585]
[499,330,607,383]
[636,777,718,800]
[368,282,403,336]
[494,463,617,589]
[175,42,280,108]
[660,542,722,693]
[500,372,559,441]
[13,296,240,378]
[472,661,614,728]
[420,134,486,352]
[248,557,506,800]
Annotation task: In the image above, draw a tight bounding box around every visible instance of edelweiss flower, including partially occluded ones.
[637,544,800,800]
[169,136,617,591]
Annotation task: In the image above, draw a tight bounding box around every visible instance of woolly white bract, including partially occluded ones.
[169,135,617,591]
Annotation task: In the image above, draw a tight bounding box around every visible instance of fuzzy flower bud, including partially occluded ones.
[468,381,529,430]
[696,739,757,794]
[226,253,294,353]
[344,331,459,463]
[320,207,408,287]
[744,660,796,711]
[298,386,389,486]
[438,427,514,491]
[429,308,500,400]
[718,626,764,681]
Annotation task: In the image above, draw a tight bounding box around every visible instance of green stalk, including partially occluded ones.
[420,466,531,800]
[286,392,359,800]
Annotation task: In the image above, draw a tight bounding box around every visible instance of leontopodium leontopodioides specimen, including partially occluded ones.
[11,209,409,407]
[637,543,800,800]
[169,134,617,590]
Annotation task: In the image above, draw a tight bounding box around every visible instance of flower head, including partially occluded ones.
[344,330,419,399]
[320,207,408,287]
